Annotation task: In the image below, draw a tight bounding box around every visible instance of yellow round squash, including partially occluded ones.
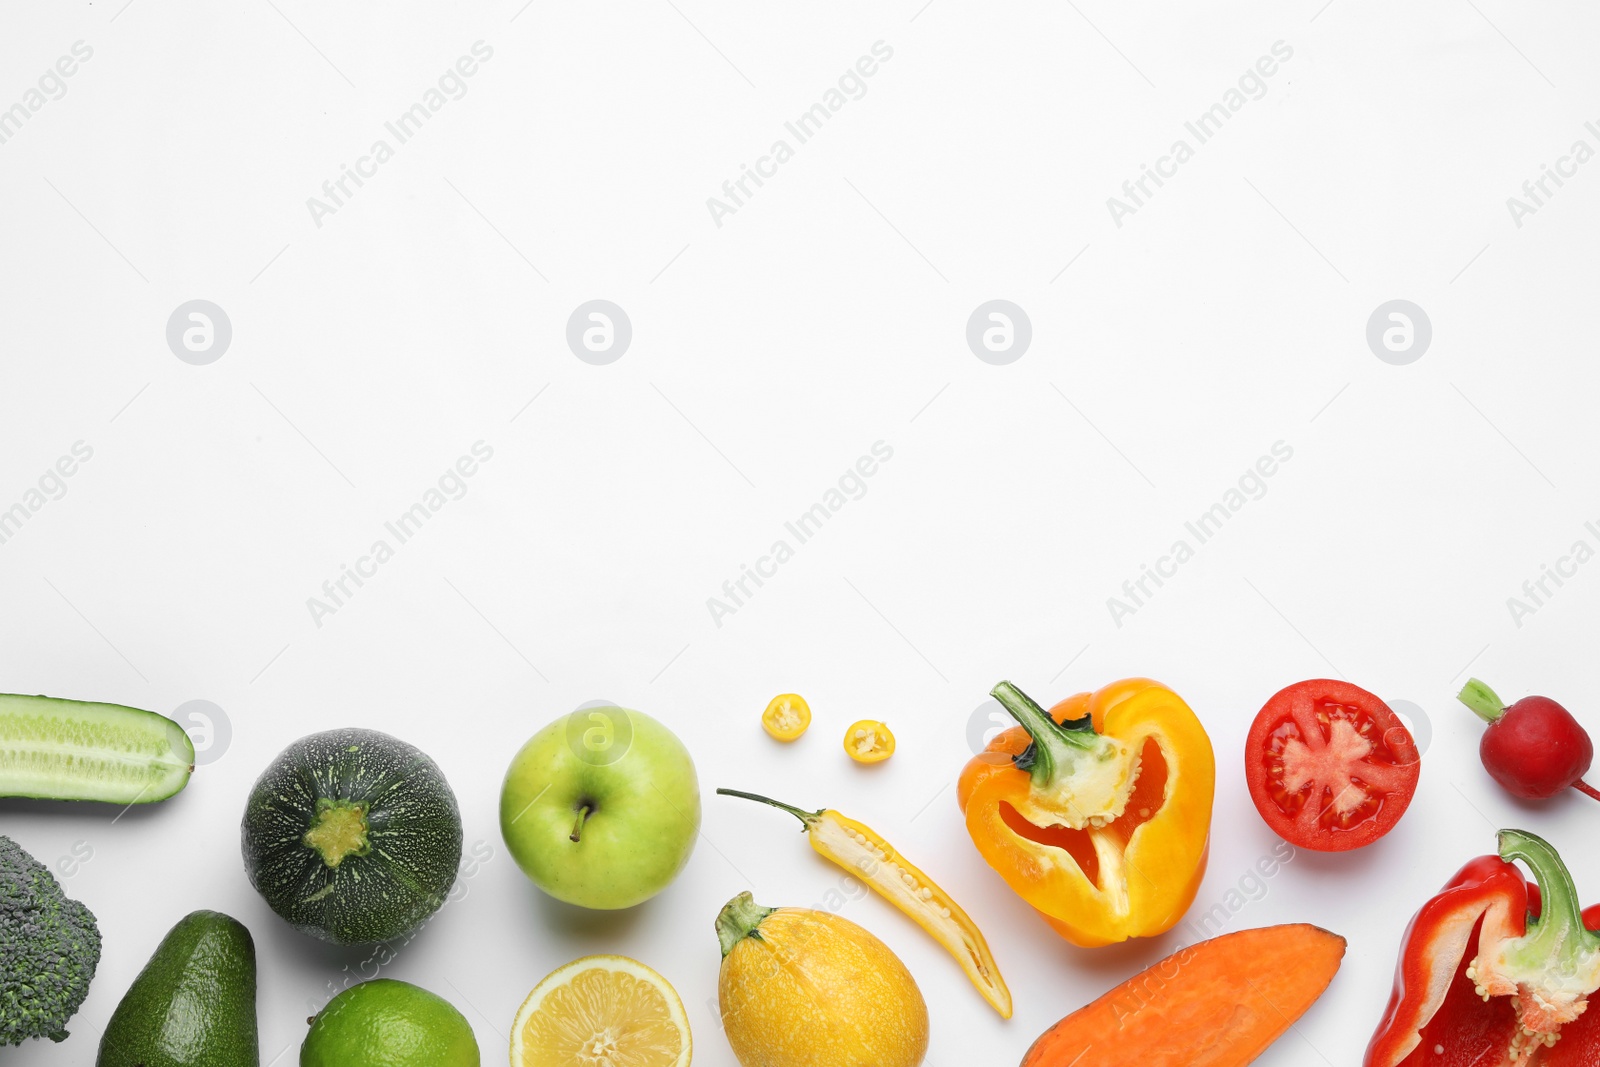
[715,892,929,1067]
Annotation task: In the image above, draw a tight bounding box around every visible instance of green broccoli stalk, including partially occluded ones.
[0,834,101,1045]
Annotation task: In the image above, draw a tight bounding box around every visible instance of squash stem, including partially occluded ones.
[716,891,775,958]
[303,798,371,868]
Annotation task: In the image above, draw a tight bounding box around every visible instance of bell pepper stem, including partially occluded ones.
[717,788,821,829]
[1459,678,1507,724]
[990,680,1100,787]
[1499,829,1600,958]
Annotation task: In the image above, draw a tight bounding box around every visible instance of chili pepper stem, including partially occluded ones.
[1459,678,1508,724]
[1576,780,1600,803]
[990,680,1104,788]
[717,788,822,829]
[1498,829,1600,962]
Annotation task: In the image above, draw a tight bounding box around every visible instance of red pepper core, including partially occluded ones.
[1366,830,1600,1066]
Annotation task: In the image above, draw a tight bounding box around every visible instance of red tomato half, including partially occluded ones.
[1244,679,1421,852]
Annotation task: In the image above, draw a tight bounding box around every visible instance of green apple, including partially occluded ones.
[500,705,700,910]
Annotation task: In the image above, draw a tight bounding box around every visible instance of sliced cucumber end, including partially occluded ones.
[0,693,197,804]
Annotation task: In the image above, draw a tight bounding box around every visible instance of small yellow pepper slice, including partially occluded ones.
[761,693,811,741]
[718,787,1012,1018]
[844,719,895,762]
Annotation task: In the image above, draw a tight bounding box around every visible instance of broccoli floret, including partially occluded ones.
[0,834,101,1046]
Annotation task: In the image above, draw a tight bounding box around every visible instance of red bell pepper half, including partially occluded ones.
[1366,829,1600,1066]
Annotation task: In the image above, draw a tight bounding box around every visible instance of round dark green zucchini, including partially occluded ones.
[240,728,462,945]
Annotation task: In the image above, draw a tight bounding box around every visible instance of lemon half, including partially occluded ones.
[510,954,691,1067]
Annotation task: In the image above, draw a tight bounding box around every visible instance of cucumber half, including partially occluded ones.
[0,693,195,804]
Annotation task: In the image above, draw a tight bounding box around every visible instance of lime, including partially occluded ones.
[302,979,480,1067]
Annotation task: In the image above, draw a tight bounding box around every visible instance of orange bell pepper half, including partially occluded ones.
[959,678,1216,947]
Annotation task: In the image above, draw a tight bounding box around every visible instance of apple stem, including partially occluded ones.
[716,788,821,829]
[570,803,592,843]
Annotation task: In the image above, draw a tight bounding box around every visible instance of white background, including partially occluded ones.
[4,0,1600,1063]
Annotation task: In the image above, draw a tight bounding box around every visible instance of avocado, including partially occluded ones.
[97,910,258,1066]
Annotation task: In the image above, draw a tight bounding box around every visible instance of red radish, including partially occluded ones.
[1457,678,1600,801]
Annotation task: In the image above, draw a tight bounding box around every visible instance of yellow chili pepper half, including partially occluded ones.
[717,787,1012,1019]
[844,719,895,762]
[761,693,811,741]
[958,679,1215,948]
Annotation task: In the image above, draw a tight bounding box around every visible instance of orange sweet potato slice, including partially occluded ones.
[1021,923,1345,1067]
